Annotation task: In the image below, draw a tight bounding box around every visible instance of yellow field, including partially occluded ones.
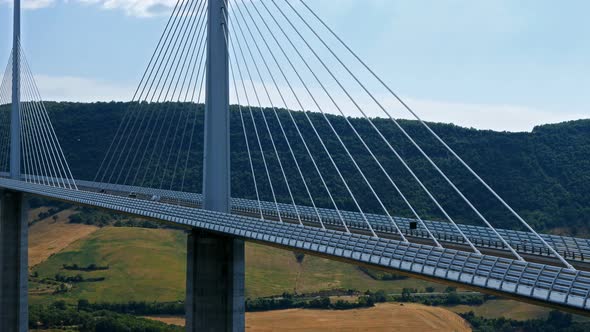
[147,303,472,331]
[28,209,98,268]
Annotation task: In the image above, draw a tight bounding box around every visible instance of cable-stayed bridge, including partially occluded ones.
[0,0,589,331]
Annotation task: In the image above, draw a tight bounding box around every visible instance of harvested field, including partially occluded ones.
[147,303,472,331]
[28,209,98,268]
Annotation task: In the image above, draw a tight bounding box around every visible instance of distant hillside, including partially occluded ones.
[30,226,442,304]
[27,210,561,323]
[43,102,590,233]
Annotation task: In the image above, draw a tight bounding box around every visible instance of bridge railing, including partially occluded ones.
[67,178,590,263]
[2,177,589,312]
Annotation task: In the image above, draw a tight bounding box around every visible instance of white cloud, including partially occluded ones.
[229,78,587,132]
[1,0,176,15]
[1,0,56,10]
[25,0,54,9]
[77,0,176,17]
[399,98,587,132]
[34,74,134,102]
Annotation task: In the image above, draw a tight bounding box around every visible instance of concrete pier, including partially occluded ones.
[185,230,245,331]
[184,0,244,329]
[185,0,244,330]
[0,190,28,332]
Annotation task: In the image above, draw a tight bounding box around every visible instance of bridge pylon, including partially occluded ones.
[0,1,28,331]
[185,0,245,331]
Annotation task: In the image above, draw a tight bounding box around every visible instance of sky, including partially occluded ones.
[0,0,588,132]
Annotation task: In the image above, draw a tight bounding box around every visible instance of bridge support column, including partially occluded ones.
[185,230,245,332]
[186,0,243,330]
[0,190,28,332]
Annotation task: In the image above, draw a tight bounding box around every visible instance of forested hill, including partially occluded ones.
[44,101,589,235]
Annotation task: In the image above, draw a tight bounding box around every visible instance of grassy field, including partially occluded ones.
[245,241,445,298]
[31,227,187,304]
[146,303,472,331]
[29,209,98,268]
[31,226,446,304]
[448,299,550,321]
[30,223,565,324]
[447,299,590,322]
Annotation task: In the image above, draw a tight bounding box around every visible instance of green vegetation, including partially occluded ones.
[37,207,63,221]
[29,196,71,211]
[461,310,590,332]
[54,273,106,283]
[29,301,181,331]
[246,290,384,311]
[28,197,71,224]
[448,298,559,321]
[68,207,123,227]
[31,226,445,304]
[358,266,408,281]
[44,101,589,233]
[29,224,585,329]
[25,102,590,329]
[75,299,184,316]
[63,263,109,271]
[395,287,487,306]
[31,227,187,304]
[68,207,163,229]
[244,235,444,298]
[68,291,379,316]
[43,289,381,317]
[246,289,485,312]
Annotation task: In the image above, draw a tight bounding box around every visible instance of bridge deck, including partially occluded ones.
[1,178,589,315]
[75,180,590,265]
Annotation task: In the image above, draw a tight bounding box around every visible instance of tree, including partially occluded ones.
[547,310,572,329]
[51,300,67,310]
[444,286,457,293]
[445,291,460,305]
[293,252,305,264]
[401,288,413,301]
[77,299,90,311]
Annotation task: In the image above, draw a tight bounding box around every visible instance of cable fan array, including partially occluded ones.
[225,0,573,269]
[0,51,13,173]
[0,41,76,189]
[95,0,573,269]
[94,0,208,194]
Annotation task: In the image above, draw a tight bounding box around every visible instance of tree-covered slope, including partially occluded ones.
[44,102,589,233]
